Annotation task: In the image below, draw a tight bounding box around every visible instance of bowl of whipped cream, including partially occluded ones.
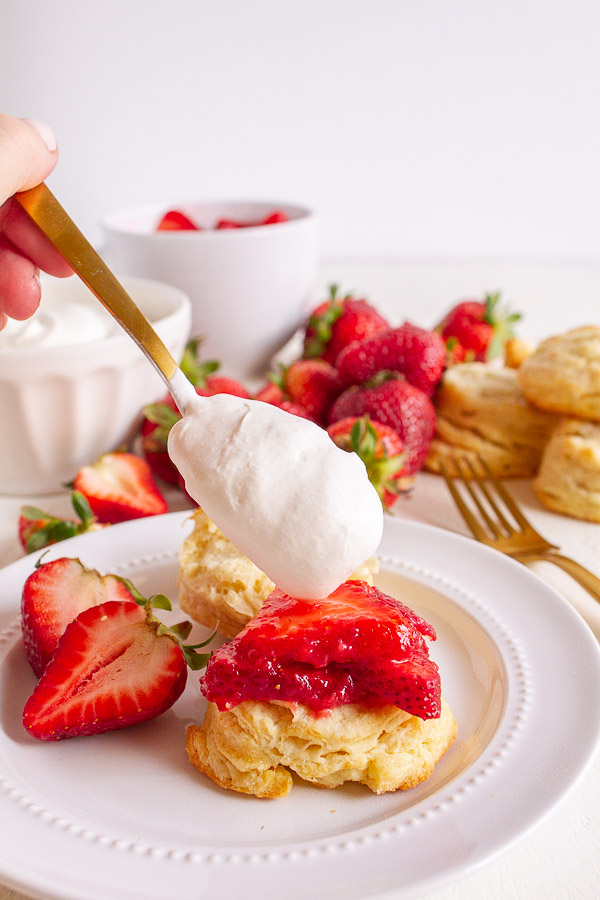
[0,275,190,494]
[102,200,318,380]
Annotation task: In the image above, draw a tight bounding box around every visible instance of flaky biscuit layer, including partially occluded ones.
[187,699,457,798]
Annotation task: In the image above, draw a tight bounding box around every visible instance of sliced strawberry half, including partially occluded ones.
[73,452,168,523]
[21,557,137,677]
[23,599,212,741]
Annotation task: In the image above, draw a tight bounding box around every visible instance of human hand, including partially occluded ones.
[0,115,72,330]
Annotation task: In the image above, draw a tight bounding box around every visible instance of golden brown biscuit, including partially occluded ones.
[518,326,600,418]
[186,698,457,798]
[178,508,379,638]
[178,508,276,639]
[425,363,557,478]
[534,418,600,522]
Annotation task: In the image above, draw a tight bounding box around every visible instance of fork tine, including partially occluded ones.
[439,461,489,541]
[461,456,515,535]
[478,457,532,530]
[454,457,504,538]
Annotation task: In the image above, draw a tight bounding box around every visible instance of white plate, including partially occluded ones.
[0,512,599,900]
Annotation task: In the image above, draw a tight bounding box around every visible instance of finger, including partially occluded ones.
[1,199,73,277]
[0,115,58,201]
[0,234,42,320]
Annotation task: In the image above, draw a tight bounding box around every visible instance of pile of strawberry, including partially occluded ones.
[18,286,519,555]
[247,285,520,509]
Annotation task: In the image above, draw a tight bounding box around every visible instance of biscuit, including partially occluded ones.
[534,419,600,522]
[425,363,556,478]
[518,326,600,418]
[178,508,379,638]
[186,698,457,798]
[178,508,276,639]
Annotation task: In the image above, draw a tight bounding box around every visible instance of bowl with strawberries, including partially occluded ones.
[102,199,318,379]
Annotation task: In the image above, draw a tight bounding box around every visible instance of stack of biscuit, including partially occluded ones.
[425,362,557,479]
[518,327,600,522]
[426,327,600,522]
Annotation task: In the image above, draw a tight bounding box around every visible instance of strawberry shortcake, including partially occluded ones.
[186,580,456,797]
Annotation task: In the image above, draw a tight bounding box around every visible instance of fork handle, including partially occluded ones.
[515,552,600,604]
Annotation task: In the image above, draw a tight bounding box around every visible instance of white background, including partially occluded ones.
[1,0,599,260]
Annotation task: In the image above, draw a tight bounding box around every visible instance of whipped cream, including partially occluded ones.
[168,393,383,598]
[0,292,118,349]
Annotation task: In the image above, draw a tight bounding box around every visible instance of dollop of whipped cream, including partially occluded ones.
[0,294,118,349]
[168,393,384,598]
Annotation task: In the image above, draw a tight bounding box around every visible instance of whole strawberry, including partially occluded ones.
[327,416,407,509]
[303,284,390,365]
[21,557,137,676]
[328,375,436,476]
[283,359,342,424]
[18,491,104,554]
[180,339,250,399]
[436,292,521,362]
[23,599,212,741]
[336,322,446,397]
[73,452,168,523]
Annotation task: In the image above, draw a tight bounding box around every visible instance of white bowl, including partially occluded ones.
[102,200,318,379]
[0,275,191,495]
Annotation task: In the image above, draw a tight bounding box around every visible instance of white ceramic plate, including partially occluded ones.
[0,512,599,900]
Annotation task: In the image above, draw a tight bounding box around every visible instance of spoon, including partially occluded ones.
[15,183,383,599]
[15,183,196,414]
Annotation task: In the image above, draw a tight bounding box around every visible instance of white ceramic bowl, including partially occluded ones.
[102,200,318,379]
[0,275,191,495]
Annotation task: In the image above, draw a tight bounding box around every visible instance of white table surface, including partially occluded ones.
[1,258,600,899]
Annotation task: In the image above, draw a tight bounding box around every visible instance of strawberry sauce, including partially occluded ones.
[202,582,441,719]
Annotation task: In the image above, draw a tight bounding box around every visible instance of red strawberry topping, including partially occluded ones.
[328,376,436,476]
[336,321,446,397]
[202,581,440,719]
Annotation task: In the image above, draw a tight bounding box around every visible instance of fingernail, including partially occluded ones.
[23,118,57,153]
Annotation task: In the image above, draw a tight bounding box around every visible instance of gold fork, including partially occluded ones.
[440,455,600,604]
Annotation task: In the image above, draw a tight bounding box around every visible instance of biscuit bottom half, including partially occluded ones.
[186,699,457,798]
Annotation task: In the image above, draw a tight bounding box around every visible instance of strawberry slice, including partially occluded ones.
[21,557,137,677]
[261,210,288,225]
[156,209,200,231]
[18,491,104,554]
[202,581,441,719]
[23,600,212,740]
[73,452,168,523]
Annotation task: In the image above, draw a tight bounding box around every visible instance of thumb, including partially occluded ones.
[0,115,58,203]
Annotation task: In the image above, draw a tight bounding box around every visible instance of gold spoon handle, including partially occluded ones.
[15,182,194,411]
